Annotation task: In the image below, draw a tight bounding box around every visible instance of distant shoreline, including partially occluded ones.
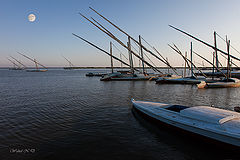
[1,66,240,70]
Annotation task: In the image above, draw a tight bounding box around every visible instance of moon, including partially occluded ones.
[28,14,36,22]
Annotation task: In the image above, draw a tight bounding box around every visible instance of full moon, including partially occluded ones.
[28,14,36,22]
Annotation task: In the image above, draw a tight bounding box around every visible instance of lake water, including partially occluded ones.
[0,69,239,160]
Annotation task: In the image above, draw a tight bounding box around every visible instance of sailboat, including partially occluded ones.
[197,40,240,88]
[62,56,75,69]
[75,8,180,81]
[156,43,206,84]
[18,52,47,72]
[7,58,24,70]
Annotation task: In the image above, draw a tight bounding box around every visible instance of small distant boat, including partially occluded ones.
[9,68,24,70]
[198,78,240,89]
[18,52,48,72]
[26,69,48,72]
[132,99,240,147]
[86,72,107,77]
[7,57,25,70]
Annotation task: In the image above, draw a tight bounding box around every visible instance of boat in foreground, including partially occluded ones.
[131,99,240,147]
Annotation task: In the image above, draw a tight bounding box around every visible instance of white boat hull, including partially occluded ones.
[132,100,240,147]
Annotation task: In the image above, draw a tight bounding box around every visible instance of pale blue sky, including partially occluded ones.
[1,0,240,67]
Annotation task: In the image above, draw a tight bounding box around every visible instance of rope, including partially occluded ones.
[216,32,240,56]
[112,42,128,60]
[130,42,158,69]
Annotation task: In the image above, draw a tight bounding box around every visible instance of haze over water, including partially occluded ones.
[0,69,239,160]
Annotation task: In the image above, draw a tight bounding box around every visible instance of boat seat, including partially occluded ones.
[166,105,189,112]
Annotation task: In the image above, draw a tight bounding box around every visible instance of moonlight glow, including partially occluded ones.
[28,14,36,22]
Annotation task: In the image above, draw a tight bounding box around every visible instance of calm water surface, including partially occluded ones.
[0,69,239,160]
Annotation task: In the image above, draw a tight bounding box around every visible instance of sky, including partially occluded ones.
[1,0,240,67]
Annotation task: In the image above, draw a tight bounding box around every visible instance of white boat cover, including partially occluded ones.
[180,106,240,125]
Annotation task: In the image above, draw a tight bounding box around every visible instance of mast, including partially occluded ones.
[212,52,215,79]
[227,39,231,81]
[166,57,169,74]
[184,52,187,77]
[190,42,193,77]
[127,36,134,74]
[110,41,114,73]
[34,59,38,70]
[139,35,145,74]
[120,54,123,68]
[214,31,218,69]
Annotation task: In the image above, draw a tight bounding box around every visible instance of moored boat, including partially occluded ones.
[26,69,48,72]
[131,99,240,147]
[197,78,240,89]
[156,76,204,84]
[100,72,152,81]
[86,72,107,77]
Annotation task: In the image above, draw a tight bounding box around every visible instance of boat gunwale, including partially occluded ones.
[132,100,240,139]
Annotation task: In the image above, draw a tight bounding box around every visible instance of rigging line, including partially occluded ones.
[194,61,203,66]
[131,40,158,68]
[215,32,240,56]
[218,51,238,67]
[111,43,128,60]
[131,39,158,68]
[135,37,162,67]
[141,36,155,52]
[213,52,223,67]
[132,38,144,67]
[142,50,158,68]
[141,36,170,65]
[132,39,142,67]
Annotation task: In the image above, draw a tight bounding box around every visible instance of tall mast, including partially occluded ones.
[128,36,134,74]
[184,52,187,77]
[120,54,123,68]
[34,59,38,70]
[190,42,193,77]
[227,39,231,81]
[139,35,145,74]
[212,52,215,79]
[110,42,114,73]
[214,31,218,69]
[166,57,169,74]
